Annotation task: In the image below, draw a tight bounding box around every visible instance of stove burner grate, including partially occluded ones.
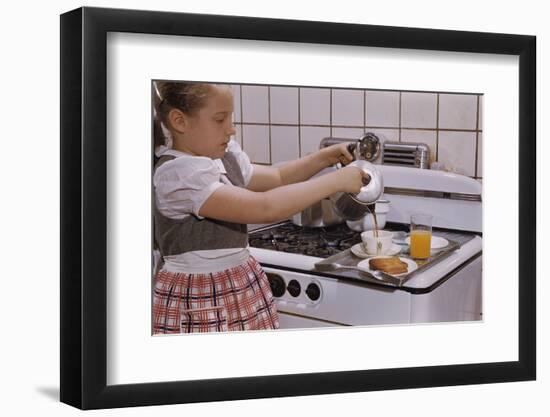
[249,222,363,258]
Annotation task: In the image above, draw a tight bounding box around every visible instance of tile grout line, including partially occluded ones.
[268,86,272,165]
[240,84,245,153]
[237,85,243,148]
[298,87,302,158]
[363,89,367,134]
[329,88,333,138]
[436,93,440,162]
[398,92,402,142]
[474,95,480,178]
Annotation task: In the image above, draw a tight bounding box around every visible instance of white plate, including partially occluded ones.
[357,256,418,277]
[350,243,402,258]
[404,235,449,249]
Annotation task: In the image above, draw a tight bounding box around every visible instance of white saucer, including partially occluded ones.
[357,256,418,277]
[391,231,408,244]
[350,243,402,259]
[404,235,449,249]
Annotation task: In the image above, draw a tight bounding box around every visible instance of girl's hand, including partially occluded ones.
[338,166,368,194]
[321,143,354,167]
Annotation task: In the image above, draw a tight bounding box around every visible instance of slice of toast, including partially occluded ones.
[368,257,408,275]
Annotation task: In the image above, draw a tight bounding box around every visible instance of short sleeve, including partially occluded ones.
[226,140,254,186]
[153,155,224,219]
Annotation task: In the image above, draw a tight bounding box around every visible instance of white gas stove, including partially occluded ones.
[249,165,483,329]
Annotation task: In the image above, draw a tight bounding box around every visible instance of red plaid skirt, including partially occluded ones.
[152,256,279,334]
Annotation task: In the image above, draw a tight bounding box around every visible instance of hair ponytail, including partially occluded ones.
[153,116,165,149]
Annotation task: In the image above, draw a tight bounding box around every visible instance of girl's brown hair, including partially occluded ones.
[153,82,215,148]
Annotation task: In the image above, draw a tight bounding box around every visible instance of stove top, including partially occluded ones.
[249,222,409,258]
[249,221,482,295]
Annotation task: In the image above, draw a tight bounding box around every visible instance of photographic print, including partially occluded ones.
[60,7,535,409]
[151,80,483,334]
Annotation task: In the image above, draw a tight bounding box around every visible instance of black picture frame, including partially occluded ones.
[60,6,536,410]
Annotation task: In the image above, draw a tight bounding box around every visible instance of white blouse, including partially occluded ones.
[153,140,254,273]
[154,140,253,219]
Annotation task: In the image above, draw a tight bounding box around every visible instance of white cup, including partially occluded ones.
[361,230,394,255]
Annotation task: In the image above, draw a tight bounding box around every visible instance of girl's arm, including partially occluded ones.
[199,165,364,224]
[246,143,353,192]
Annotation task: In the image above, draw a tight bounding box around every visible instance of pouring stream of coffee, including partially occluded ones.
[366,205,379,238]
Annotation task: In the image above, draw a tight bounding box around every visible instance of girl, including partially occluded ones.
[152,81,366,334]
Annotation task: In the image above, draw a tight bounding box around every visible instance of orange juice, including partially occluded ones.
[410,229,432,259]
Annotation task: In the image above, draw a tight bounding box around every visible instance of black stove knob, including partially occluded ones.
[287,280,301,297]
[266,273,286,298]
[306,283,321,301]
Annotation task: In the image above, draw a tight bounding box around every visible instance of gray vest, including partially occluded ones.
[153,152,248,257]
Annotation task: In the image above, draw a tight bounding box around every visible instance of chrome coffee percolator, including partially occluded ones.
[329,137,385,221]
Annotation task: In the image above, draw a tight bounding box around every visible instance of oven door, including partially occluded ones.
[278,311,343,329]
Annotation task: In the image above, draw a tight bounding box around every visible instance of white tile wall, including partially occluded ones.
[230,85,242,123]
[241,85,269,123]
[270,86,299,125]
[300,126,331,156]
[331,127,364,140]
[438,131,477,176]
[242,125,270,164]
[401,92,438,129]
[271,126,300,164]
[439,94,478,130]
[300,88,330,125]
[332,89,364,126]
[401,130,437,165]
[233,125,242,148]
[478,95,483,130]
[366,90,400,128]
[477,133,482,177]
[231,84,482,178]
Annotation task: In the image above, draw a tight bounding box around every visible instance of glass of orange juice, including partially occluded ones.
[410,213,433,259]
